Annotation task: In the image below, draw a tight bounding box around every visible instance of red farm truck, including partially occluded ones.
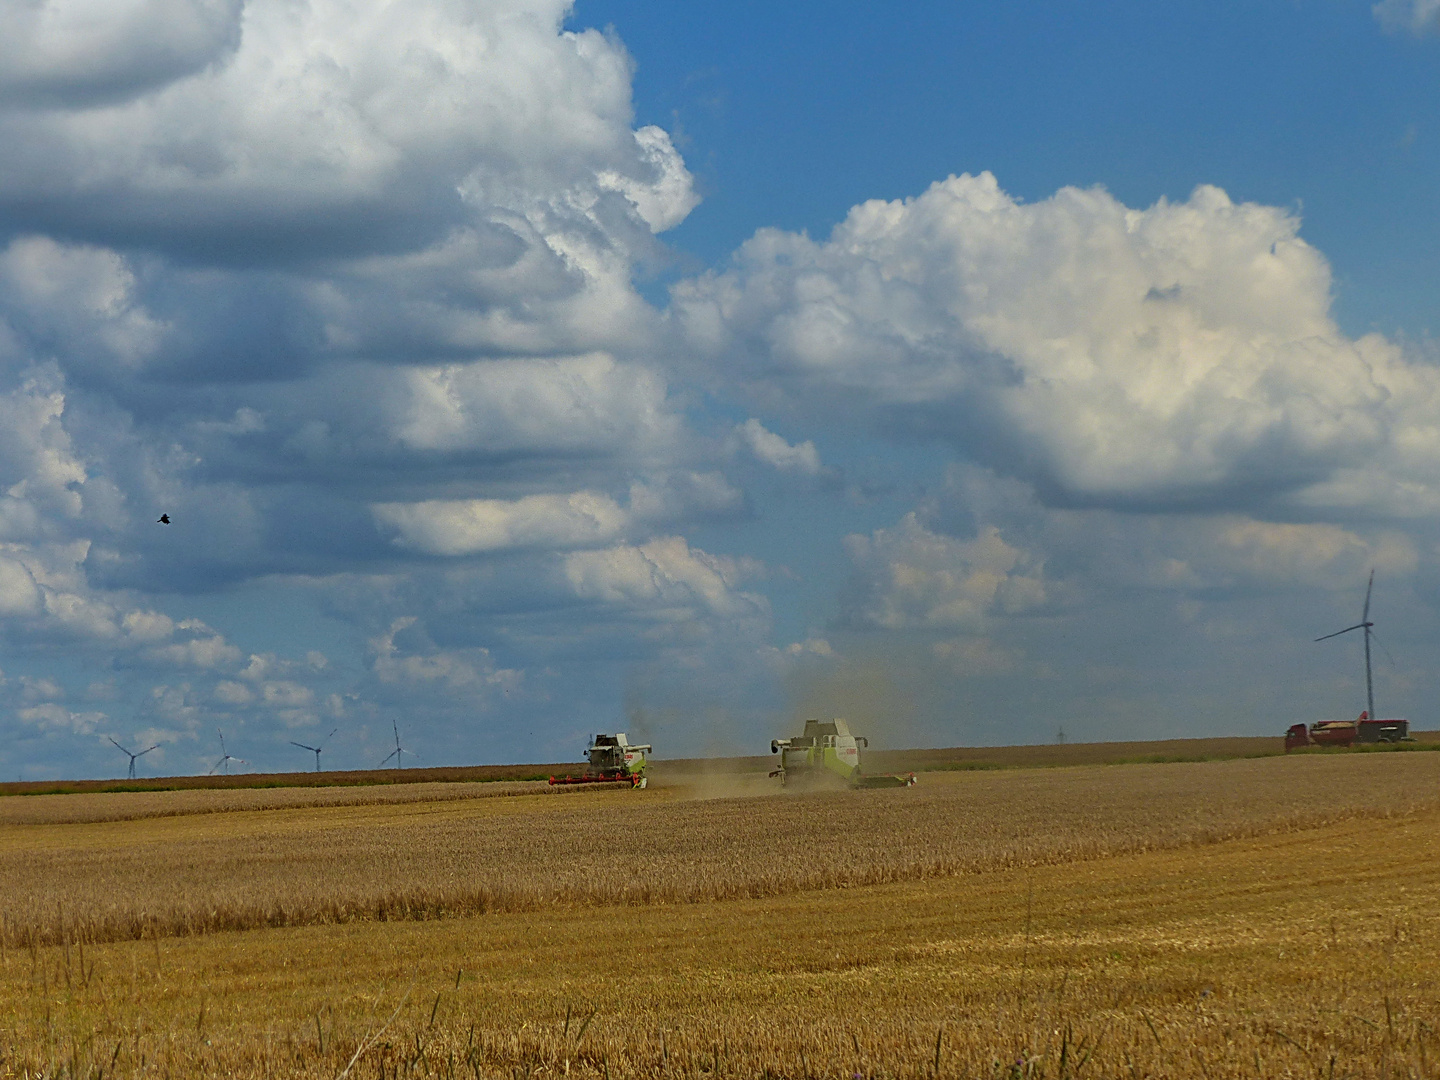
[1284,712,1409,751]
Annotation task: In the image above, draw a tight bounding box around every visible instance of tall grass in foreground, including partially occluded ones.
[7,1003,1438,1079]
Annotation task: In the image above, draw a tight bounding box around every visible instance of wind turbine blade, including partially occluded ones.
[1363,568,1374,623]
[138,745,158,756]
[109,737,129,754]
[379,749,399,768]
[1315,623,1367,642]
[290,741,311,751]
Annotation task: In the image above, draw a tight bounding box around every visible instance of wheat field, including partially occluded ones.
[2,751,1439,1078]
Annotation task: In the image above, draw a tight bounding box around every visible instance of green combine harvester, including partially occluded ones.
[548,733,651,789]
[769,718,916,788]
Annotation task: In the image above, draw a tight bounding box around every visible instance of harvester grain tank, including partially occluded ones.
[769,717,916,788]
[1284,712,1409,751]
[549,733,651,788]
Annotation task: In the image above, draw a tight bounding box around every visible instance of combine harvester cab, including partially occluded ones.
[549,733,652,789]
[769,718,915,789]
[1284,712,1410,752]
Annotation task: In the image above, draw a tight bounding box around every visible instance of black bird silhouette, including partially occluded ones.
[157,514,170,524]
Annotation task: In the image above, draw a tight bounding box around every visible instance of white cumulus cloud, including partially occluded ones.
[388,355,682,458]
[370,616,520,693]
[0,0,695,253]
[730,419,823,475]
[1374,0,1440,33]
[842,514,1046,631]
[375,491,631,556]
[676,174,1440,516]
[564,536,768,622]
[17,703,107,734]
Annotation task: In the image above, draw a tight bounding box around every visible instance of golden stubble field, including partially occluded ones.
[2,752,1439,1079]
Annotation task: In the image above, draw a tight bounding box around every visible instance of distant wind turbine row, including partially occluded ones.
[103,721,418,779]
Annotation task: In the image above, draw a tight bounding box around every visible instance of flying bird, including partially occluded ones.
[157,514,170,524]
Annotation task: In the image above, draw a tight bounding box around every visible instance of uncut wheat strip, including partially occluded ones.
[0,821,1411,952]
[0,754,1428,944]
[3,755,1440,947]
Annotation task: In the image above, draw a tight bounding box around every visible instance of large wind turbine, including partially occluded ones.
[290,728,338,772]
[210,728,248,775]
[1315,569,1377,721]
[379,719,414,769]
[108,737,158,780]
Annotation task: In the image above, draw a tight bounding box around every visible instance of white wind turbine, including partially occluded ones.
[290,728,338,772]
[378,719,414,769]
[1315,569,1379,721]
[108,737,159,780]
[210,728,248,775]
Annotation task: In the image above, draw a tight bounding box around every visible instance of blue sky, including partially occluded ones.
[1,0,1438,779]
[582,0,1440,338]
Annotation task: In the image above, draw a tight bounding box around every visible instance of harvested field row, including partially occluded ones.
[0,762,573,798]
[3,802,1438,1079]
[0,778,560,827]
[2,753,1438,951]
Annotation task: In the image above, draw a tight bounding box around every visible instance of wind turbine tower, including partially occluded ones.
[1316,569,1378,721]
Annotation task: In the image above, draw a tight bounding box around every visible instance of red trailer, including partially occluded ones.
[1285,712,1409,751]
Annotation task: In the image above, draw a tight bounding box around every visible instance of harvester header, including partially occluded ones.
[549,732,651,789]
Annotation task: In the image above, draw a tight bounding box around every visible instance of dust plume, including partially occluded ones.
[783,659,919,750]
